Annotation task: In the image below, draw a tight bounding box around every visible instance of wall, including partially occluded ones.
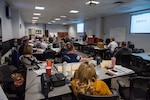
[68,18,104,40]
[0,0,25,63]
[0,0,13,42]
[25,23,68,37]
[104,13,150,52]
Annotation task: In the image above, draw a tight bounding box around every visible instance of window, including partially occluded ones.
[77,23,84,33]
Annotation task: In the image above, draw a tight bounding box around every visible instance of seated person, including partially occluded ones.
[107,38,118,53]
[20,45,38,65]
[39,37,48,49]
[97,39,104,48]
[19,39,29,55]
[71,62,112,96]
[62,42,93,63]
[114,41,132,64]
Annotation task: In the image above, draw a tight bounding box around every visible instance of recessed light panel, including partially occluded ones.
[33,13,41,16]
[33,17,39,19]
[35,6,45,10]
[69,10,79,13]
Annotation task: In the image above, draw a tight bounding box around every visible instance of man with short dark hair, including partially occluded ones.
[114,41,132,65]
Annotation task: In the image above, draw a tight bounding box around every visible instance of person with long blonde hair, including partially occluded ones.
[71,62,112,96]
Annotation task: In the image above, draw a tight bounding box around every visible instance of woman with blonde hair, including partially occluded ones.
[20,45,38,65]
[71,62,112,96]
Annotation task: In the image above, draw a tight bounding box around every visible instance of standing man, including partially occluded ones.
[82,32,87,41]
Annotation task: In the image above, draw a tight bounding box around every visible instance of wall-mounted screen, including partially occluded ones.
[6,5,12,19]
[130,11,150,34]
[77,23,84,33]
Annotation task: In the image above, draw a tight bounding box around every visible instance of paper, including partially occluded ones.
[71,63,80,71]
[33,69,46,75]
[37,63,46,69]
[101,60,112,68]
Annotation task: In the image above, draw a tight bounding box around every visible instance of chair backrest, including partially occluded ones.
[0,64,12,83]
[136,48,145,53]
[11,49,20,69]
[130,76,150,100]
[116,54,131,68]
[78,89,119,100]
[43,49,56,60]
[130,56,145,74]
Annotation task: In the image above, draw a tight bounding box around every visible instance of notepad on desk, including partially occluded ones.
[114,65,134,74]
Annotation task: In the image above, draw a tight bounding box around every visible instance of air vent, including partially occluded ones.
[113,1,124,4]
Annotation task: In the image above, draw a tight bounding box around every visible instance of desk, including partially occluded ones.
[54,61,134,80]
[0,85,8,100]
[93,46,108,59]
[25,64,71,100]
[132,53,150,61]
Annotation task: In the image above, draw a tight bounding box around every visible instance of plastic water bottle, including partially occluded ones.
[96,56,101,67]
[111,57,116,68]
[62,62,67,76]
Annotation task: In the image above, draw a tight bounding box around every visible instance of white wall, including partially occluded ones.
[25,23,44,37]
[46,24,68,33]
[0,0,13,42]
[0,0,25,41]
[25,23,68,37]
[104,13,150,52]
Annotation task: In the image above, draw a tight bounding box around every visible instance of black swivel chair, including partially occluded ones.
[0,64,25,100]
[43,49,56,61]
[136,48,145,53]
[78,89,119,100]
[117,76,150,100]
[116,54,131,68]
[11,49,21,70]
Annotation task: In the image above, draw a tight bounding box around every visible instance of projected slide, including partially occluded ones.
[130,12,150,34]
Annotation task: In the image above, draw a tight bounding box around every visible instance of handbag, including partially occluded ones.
[50,73,66,87]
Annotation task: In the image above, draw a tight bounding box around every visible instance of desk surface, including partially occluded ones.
[0,85,8,100]
[25,61,134,100]
[93,46,107,50]
[25,65,71,100]
[132,53,150,61]
[54,61,134,80]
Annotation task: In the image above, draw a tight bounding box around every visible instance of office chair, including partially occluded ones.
[116,54,131,68]
[11,49,22,70]
[78,89,119,100]
[117,76,150,100]
[43,49,56,60]
[136,48,145,53]
[130,56,145,74]
[83,45,90,54]
[0,64,25,100]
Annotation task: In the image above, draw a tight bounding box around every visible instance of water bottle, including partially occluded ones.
[111,57,116,68]
[96,56,101,67]
[62,62,67,76]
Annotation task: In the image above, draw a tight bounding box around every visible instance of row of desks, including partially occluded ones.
[25,61,134,100]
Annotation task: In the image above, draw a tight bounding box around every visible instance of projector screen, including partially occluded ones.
[77,23,84,33]
[130,12,150,34]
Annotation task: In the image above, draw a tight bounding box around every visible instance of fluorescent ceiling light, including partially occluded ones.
[33,13,41,16]
[35,6,45,10]
[48,22,52,24]
[51,21,56,23]
[33,17,39,19]
[69,10,79,13]
[32,20,37,22]
[62,23,67,25]
[55,18,61,20]
[85,0,100,5]
[60,16,67,18]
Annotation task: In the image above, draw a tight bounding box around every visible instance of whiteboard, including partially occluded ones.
[109,27,126,42]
